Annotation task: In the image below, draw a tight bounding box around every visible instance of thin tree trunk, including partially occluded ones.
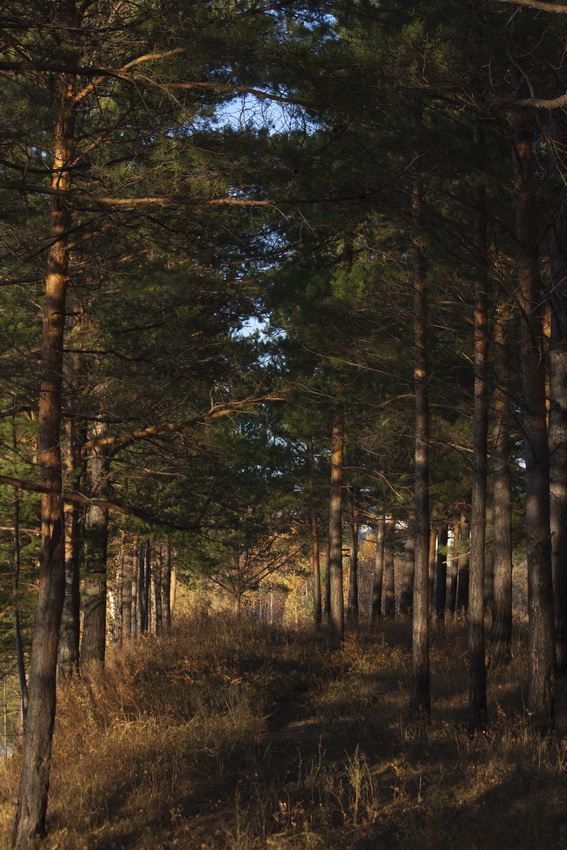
[371,514,385,624]
[513,103,555,728]
[347,487,359,627]
[410,173,430,716]
[456,513,470,614]
[549,194,567,673]
[492,302,513,666]
[309,510,322,627]
[163,537,172,632]
[447,523,459,614]
[58,306,84,677]
[468,150,489,729]
[12,490,28,726]
[434,526,448,621]
[121,541,133,642]
[307,439,322,627]
[131,546,139,639]
[324,537,331,621]
[399,523,414,616]
[14,72,75,845]
[144,541,152,633]
[328,402,345,650]
[80,422,109,668]
[137,539,147,634]
[384,515,395,617]
[154,543,163,636]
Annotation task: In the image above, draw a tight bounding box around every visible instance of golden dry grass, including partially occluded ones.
[0,613,566,849]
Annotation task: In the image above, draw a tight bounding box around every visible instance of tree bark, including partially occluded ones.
[80,421,109,668]
[307,439,322,627]
[371,514,385,624]
[384,515,395,617]
[328,402,345,650]
[163,537,172,632]
[456,513,470,614]
[400,520,414,616]
[491,302,513,667]
[410,173,430,716]
[14,72,75,845]
[549,192,567,673]
[468,163,489,729]
[347,487,359,627]
[447,522,459,614]
[434,525,448,621]
[12,489,28,727]
[513,103,555,728]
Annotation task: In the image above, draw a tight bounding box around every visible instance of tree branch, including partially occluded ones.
[498,0,567,11]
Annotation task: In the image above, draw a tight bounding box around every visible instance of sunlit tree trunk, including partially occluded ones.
[163,537,172,632]
[328,401,345,650]
[410,172,430,716]
[456,513,470,614]
[384,515,395,617]
[347,487,359,627]
[371,514,385,624]
[447,522,459,614]
[14,72,75,845]
[434,525,448,621]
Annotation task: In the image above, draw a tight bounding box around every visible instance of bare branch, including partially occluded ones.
[83,393,288,452]
[497,0,567,11]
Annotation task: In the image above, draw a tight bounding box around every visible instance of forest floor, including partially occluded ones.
[0,612,566,849]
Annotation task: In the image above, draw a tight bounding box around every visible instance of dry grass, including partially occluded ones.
[1,613,567,849]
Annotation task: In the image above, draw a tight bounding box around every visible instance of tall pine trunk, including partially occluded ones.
[80,423,109,668]
[14,73,75,845]
[549,189,567,674]
[410,174,430,716]
[513,104,555,728]
[371,514,385,624]
[468,159,489,728]
[384,515,395,617]
[491,302,513,666]
[434,525,448,621]
[347,487,359,627]
[328,402,345,650]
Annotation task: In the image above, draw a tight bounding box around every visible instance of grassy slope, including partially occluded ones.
[0,613,566,849]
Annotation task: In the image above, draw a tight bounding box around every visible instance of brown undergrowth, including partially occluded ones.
[0,613,566,849]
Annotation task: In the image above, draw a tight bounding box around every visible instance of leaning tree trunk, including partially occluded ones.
[328,401,345,650]
[14,78,75,846]
[410,173,430,716]
[491,302,513,667]
[513,103,555,729]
